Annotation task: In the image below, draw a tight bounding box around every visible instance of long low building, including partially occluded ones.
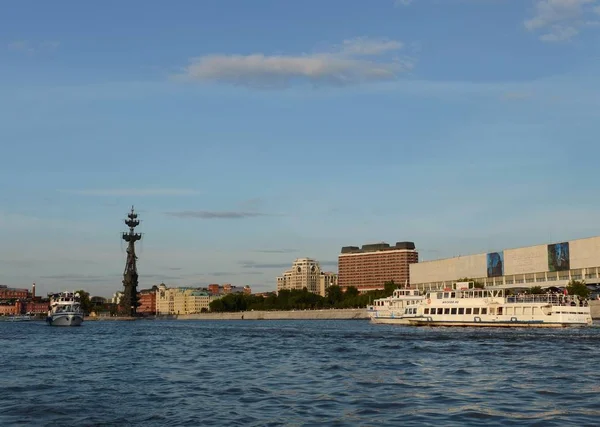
[410,235,600,291]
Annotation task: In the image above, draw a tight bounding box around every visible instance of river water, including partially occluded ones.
[1,319,600,426]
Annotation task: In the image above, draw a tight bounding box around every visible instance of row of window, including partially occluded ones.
[425,307,488,315]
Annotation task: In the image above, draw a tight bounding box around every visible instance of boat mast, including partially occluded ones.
[121,206,142,316]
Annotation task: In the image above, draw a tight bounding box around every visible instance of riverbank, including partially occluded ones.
[83,309,368,321]
[84,302,600,321]
[176,308,369,321]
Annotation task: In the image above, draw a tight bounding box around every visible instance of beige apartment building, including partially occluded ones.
[276,258,338,296]
[156,284,219,315]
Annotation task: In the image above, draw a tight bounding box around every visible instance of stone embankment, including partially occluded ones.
[85,302,600,322]
[84,316,138,321]
[176,308,369,321]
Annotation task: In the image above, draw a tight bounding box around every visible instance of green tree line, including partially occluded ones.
[209,281,400,313]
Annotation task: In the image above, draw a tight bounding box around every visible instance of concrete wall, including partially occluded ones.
[175,309,368,321]
[410,254,486,284]
[504,244,547,275]
[571,236,600,269]
[411,235,600,284]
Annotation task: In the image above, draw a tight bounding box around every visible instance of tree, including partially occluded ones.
[326,285,343,305]
[344,286,359,298]
[567,280,590,299]
[384,281,396,295]
[524,286,543,295]
[76,290,92,314]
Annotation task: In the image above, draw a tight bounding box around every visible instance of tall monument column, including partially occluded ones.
[121,206,142,316]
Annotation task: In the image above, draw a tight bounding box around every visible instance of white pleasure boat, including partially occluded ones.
[409,282,592,328]
[367,287,425,324]
[47,291,84,326]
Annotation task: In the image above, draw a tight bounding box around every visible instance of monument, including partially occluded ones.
[121,206,142,316]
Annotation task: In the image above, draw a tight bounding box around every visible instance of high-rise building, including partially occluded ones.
[338,241,418,292]
[277,258,329,295]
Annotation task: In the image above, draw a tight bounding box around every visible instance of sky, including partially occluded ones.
[1,0,599,297]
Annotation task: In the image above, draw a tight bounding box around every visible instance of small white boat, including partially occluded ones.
[47,291,84,327]
[9,314,32,322]
[367,287,425,325]
[409,281,592,328]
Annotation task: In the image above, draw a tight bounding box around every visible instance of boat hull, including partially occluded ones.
[408,318,591,328]
[48,313,84,327]
[8,316,32,322]
[369,316,413,325]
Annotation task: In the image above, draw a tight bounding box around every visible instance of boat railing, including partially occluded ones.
[506,294,586,306]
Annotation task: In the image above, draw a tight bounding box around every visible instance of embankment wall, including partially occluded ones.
[175,308,369,321]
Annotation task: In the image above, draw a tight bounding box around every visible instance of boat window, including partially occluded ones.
[481,308,487,315]
[444,308,450,314]
[497,307,503,315]
[466,308,472,315]
[424,308,429,314]
[451,292,456,298]
[490,307,495,315]
[437,292,443,299]
[443,292,449,298]
[473,308,480,315]
[458,308,464,315]
[437,308,443,315]
[451,308,457,315]
[426,293,430,299]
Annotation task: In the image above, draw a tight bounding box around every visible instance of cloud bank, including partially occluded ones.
[165,211,271,219]
[59,188,201,196]
[174,37,413,88]
[8,40,60,54]
[524,0,600,41]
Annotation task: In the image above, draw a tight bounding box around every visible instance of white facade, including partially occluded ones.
[277,258,336,296]
[156,284,219,315]
[410,236,600,291]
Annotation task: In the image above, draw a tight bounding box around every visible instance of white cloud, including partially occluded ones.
[58,188,201,196]
[524,0,599,42]
[8,40,60,54]
[174,37,412,88]
[340,37,404,56]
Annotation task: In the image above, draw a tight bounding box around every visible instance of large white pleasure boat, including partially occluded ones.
[409,282,592,328]
[367,288,425,324]
[47,291,84,327]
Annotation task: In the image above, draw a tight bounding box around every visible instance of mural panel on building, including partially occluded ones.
[487,251,504,277]
[548,242,570,272]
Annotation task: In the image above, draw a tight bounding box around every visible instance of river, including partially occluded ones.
[1,319,599,426]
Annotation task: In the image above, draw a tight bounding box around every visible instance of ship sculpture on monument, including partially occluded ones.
[121,206,142,316]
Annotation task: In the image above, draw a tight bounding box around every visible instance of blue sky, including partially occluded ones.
[1,0,599,297]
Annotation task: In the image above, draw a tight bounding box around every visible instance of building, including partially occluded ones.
[112,291,123,305]
[156,284,220,315]
[138,287,158,315]
[0,303,17,315]
[277,258,325,295]
[410,235,600,291]
[338,241,419,292]
[319,272,338,297]
[207,283,250,296]
[0,285,29,300]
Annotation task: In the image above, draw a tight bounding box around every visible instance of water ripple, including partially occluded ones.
[1,320,600,426]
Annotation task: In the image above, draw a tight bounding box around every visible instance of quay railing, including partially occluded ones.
[505,294,587,306]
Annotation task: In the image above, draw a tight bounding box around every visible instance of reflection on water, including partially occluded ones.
[1,320,600,426]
